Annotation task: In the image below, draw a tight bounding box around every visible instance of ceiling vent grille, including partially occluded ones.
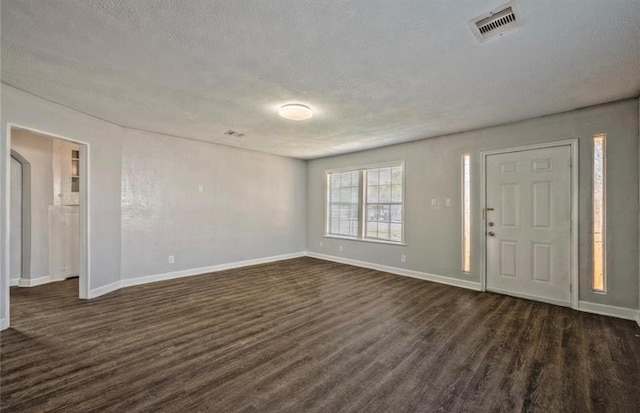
[224,130,245,138]
[469,1,521,42]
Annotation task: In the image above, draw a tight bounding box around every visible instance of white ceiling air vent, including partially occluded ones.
[469,1,521,42]
[224,130,245,138]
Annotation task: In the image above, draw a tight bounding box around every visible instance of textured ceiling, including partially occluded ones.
[2,0,639,159]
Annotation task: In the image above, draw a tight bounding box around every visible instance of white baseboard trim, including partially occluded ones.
[78,250,640,328]
[577,301,639,322]
[88,252,307,299]
[122,252,307,288]
[18,275,52,287]
[88,280,122,299]
[307,253,640,324]
[306,252,482,291]
[9,279,20,287]
[0,318,8,330]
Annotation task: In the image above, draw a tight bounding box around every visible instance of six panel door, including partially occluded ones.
[486,145,572,305]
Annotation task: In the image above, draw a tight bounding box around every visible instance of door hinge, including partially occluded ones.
[568,158,572,167]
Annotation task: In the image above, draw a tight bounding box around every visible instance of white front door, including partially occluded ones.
[485,145,572,306]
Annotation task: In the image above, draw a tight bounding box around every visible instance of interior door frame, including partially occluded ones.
[9,150,32,284]
[3,123,91,315]
[479,139,579,309]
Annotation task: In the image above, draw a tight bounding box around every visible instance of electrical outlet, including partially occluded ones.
[198,185,204,193]
[168,255,175,264]
[339,245,343,252]
[401,255,406,263]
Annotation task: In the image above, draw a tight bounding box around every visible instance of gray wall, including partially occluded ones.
[10,130,53,280]
[2,84,125,316]
[1,85,307,327]
[307,99,639,310]
[1,84,638,329]
[120,129,307,278]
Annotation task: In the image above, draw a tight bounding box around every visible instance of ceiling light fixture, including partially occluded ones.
[279,103,313,121]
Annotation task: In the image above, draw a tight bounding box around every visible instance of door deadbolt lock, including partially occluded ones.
[488,231,496,237]
[488,222,494,227]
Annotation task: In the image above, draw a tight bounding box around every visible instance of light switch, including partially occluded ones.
[445,199,451,206]
[431,198,438,208]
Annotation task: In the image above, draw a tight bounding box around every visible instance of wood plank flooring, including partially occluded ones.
[1,257,639,412]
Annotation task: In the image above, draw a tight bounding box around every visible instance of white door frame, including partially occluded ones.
[480,139,579,309]
[9,150,32,284]
[3,123,91,320]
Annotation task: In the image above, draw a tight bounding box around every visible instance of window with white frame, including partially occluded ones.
[327,170,360,237]
[326,163,404,243]
[365,165,403,242]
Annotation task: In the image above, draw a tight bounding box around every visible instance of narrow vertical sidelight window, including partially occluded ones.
[462,153,471,273]
[593,134,606,292]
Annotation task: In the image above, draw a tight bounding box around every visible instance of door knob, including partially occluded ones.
[488,231,495,237]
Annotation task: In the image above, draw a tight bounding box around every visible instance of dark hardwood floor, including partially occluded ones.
[1,257,639,412]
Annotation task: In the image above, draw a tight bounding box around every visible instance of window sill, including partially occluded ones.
[323,234,407,246]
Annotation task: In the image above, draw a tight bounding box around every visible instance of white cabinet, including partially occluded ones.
[49,205,80,280]
[53,140,80,206]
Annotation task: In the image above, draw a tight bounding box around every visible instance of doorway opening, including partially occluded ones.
[5,124,90,327]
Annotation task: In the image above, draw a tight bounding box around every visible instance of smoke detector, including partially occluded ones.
[469,1,521,42]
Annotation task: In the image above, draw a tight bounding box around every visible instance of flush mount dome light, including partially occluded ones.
[279,103,313,120]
